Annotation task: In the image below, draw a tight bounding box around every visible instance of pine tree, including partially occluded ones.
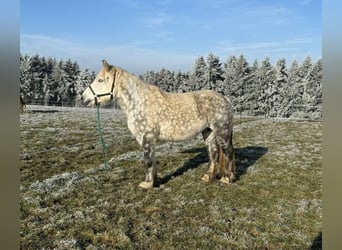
[258,57,276,117]
[303,58,322,119]
[249,59,261,115]
[190,55,208,90]
[159,68,175,92]
[273,58,290,117]
[235,54,253,115]
[222,55,238,97]
[178,72,192,93]
[286,59,303,117]
[206,52,223,91]
[173,71,183,93]
[62,59,80,106]
[20,54,33,101]
[142,70,158,86]
[299,56,313,98]
[30,54,46,103]
[52,60,65,105]
[288,59,301,92]
[42,73,50,106]
[294,55,313,118]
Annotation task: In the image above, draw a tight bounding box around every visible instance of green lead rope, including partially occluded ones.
[96,104,107,168]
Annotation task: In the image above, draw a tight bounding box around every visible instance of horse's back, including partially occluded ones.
[160,89,233,123]
[193,90,233,118]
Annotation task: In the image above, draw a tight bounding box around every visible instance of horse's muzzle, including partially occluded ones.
[81,95,92,107]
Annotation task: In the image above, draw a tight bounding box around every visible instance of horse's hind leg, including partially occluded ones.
[201,128,218,182]
[138,135,157,189]
[218,128,236,184]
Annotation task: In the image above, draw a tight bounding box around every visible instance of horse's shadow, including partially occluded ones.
[234,146,268,180]
[159,145,268,185]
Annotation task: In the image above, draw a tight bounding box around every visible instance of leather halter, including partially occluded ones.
[88,73,115,106]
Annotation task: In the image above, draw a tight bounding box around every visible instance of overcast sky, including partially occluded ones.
[20,0,321,74]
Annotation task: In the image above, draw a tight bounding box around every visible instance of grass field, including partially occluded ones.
[20,105,322,249]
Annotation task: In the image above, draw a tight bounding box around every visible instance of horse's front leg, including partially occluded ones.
[138,137,157,189]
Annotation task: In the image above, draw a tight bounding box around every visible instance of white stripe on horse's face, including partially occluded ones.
[82,67,115,107]
[82,87,95,107]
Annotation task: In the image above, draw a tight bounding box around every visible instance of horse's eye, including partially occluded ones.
[98,79,104,83]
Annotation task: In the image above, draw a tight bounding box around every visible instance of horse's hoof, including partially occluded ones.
[138,181,153,189]
[201,174,210,182]
[220,176,230,184]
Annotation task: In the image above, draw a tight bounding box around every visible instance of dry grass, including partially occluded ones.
[20,105,322,249]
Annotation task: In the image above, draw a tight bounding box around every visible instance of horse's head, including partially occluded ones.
[82,60,118,107]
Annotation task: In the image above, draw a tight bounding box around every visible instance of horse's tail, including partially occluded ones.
[217,95,235,181]
[218,127,235,182]
[218,145,227,178]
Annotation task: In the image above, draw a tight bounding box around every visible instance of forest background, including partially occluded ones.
[20,53,322,119]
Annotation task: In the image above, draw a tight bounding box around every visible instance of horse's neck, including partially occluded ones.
[115,71,145,112]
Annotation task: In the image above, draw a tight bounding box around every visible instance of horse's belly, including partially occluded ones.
[159,119,206,142]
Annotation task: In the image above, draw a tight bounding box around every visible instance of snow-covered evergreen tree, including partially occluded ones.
[158,68,175,92]
[273,58,290,117]
[62,59,80,106]
[206,52,223,91]
[190,55,208,90]
[30,54,46,103]
[141,70,158,86]
[298,55,313,98]
[173,71,185,93]
[20,54,33,100]
[258,57,276,117]
[287,59,303,117]
[248,59,261,115]
[288,59,301,92]
[235,54,253,115]
[303,58,322,119]
[222,55,238,97]
[178,72,193,93]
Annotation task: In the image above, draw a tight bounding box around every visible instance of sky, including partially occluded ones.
[20,0,321,74]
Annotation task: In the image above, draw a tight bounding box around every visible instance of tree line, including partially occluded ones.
[20,53,321,119]
[140,53,322,119]
[20,54,96,107]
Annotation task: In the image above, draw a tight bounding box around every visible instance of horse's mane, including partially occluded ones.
[115,66,169,99]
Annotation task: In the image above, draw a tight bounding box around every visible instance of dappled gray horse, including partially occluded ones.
[82,60,235,189]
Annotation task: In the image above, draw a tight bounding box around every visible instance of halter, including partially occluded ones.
[88,74,116,106]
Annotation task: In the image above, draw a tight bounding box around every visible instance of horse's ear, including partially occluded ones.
[102,60,109,69]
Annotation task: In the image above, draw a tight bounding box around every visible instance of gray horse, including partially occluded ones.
[82,60,235,189]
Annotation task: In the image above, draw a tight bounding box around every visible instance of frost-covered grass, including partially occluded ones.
[20,105,322,249]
